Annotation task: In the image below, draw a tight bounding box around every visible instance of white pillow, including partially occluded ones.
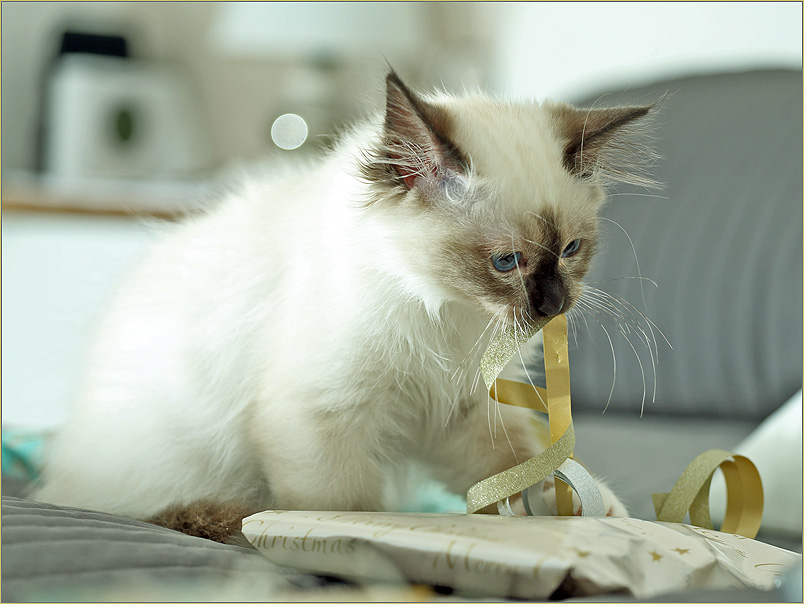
[710,390,802,535]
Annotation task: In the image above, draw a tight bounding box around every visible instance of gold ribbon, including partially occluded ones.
[480,316,551,393]
[653,449,764,539]
[541,315,574,516]
[468,315,576,515]
[469,314,766,538]
[466,421,575,513]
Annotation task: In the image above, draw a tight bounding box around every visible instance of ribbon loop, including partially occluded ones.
[653,449,764,539]
[466,421,575,514]
[554,458,606,517]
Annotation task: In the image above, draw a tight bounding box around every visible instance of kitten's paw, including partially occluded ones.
[538,475,628,517]
[593,479,628,517]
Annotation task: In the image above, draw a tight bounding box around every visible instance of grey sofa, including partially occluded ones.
[3,68,801,602]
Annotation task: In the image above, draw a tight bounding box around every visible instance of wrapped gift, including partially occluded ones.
[242,511,800,600]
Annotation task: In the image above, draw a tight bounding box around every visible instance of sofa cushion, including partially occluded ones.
[561,69,802,420]
[0,496,328,602]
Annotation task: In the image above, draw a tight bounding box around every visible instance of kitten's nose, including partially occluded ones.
[536,293,565,317]
[532,279,565,317]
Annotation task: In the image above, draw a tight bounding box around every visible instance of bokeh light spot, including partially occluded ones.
[270,113,308,150]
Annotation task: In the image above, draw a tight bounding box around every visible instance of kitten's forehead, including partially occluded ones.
[443,96,600,220]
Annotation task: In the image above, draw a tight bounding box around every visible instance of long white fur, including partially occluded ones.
[33,88,628,518]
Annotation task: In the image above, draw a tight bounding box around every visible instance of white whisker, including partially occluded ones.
[487,390,495,449]
[600,216,649,311]
[575,300,617,413]
[586,285,671,354]
[607,192,670,200]
[578,292,649,415]
[525,210,559,229]
[588,276,658,288]
[573,276,671,416]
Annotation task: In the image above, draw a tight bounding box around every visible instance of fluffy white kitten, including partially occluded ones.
[34,72,655,539]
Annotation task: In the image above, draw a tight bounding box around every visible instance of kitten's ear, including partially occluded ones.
[382,71,468,192]
[550,102,659,188]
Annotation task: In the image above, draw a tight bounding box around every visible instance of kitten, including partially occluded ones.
[33,71,655,540]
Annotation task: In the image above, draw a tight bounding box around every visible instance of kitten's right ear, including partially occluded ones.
[549,101,660,189]
[381,71,468,192]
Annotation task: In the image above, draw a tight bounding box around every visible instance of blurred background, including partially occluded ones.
[3,2,800,196]
[2,1,802,546]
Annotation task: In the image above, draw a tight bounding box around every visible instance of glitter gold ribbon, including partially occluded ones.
[466,418,576,514]
[652,449,764,539]
[480,316,552,393]
[468,315,582,515]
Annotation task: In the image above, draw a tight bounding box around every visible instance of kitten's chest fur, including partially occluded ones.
[172,157,490,432]
[347,298,489,413]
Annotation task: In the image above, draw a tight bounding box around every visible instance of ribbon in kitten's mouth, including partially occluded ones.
[479,315,552,392]
[471,314,586,516]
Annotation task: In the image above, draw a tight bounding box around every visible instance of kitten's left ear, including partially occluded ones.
[381,71,468,193]
[549,101,659,188]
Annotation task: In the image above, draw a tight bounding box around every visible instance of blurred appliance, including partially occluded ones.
[42,31,211,180]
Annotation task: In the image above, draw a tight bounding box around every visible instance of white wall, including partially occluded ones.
[4,2,799,175]
[2,212,155,429]
[486,1,802,101]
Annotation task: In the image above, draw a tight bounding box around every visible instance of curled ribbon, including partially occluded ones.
[515,458,606,517]
[467,315,599,516]
[653,449,764,539]
[466,419,576,514]
[468,314,766,539]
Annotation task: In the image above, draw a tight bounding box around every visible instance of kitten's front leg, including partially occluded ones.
[250,401,386,512]
[539,474,628,517]
[424,400,543,498]
[425,399,627,517]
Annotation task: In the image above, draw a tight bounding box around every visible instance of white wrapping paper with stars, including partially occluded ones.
[242,511,800,600]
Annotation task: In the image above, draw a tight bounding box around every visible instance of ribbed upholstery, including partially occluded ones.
[565,69,802,419]
[0,496,325,601]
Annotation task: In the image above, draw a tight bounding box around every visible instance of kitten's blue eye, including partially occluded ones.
[562,239,581,258]
[491,252,522,272]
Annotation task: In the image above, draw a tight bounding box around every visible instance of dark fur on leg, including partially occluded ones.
[147,500,257,545]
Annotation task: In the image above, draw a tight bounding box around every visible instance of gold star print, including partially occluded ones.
[573,549,590,558]
[649,550,663,562]
[672,547,690,555]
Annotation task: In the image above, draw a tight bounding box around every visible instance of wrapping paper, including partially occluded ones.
[242,511,800,600]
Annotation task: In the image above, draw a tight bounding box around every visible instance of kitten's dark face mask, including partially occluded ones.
[494,221,597,320]
[433,206,599,325]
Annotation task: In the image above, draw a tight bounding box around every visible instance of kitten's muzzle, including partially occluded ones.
[530,277,566,317]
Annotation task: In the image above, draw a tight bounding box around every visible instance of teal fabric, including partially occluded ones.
[2,429,48,483]
[403,481,466,514]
